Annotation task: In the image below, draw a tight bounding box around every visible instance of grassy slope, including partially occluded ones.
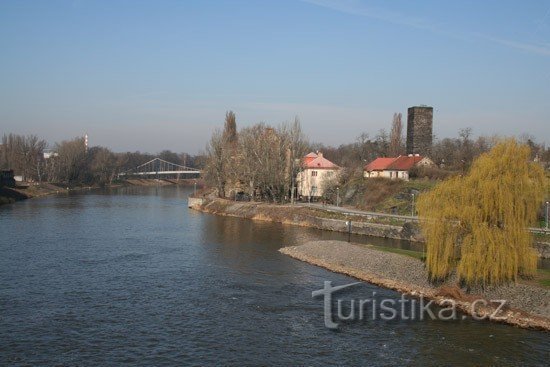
[339,176,437,215]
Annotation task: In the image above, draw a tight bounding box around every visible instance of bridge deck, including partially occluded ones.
[119,170,200,176]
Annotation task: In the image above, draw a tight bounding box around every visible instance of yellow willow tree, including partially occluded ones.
[417,139,546,286]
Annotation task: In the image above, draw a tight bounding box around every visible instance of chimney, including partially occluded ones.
[318,152,323,158]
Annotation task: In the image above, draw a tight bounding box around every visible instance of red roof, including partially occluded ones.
[303,152,318,165]
[364,155,424,171]
[302,152,340,169]
[387,155,424,170]
[364,157,396,171]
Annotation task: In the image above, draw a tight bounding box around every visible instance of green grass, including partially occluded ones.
[537,268,550,288]
[369,245,550,288]
[368,245,425,261]
[533,232,550,242]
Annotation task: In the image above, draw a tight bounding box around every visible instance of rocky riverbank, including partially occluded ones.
[280,240,550,330]
[190,197,550,258]
[189,197,424,241]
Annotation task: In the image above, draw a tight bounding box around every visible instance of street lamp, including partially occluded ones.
[546,201,549,230]
[194,180,197,196]
[336,187,340,207]
[345,220,352,242]
[411,193,415,217]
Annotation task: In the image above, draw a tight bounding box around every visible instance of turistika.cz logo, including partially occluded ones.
[312,281,507,329]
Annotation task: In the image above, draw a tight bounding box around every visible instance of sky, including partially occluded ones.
[1,0,549,154]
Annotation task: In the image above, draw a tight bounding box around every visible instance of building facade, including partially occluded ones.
[364,155,433,181]
[296,152,340,200]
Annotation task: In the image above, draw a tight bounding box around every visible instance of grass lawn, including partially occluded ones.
[367,244,425,261]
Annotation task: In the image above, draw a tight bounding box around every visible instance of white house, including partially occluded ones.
[296,152,340,200]
[364,155,433,181]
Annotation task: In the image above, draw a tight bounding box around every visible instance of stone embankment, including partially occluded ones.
[189,197,423,241]
[280,240,550,330]
[189,197,550,258]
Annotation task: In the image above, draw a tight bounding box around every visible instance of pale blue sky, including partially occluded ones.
[1,0,549,153]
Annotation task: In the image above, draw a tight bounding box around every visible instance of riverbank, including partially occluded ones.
[189,197,424,241]
[190,197,550,258]
[280,240,550,331]
[0,183,73,205]
[0,178,204,206]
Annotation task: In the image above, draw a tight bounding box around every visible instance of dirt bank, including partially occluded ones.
[280,240,550,330]
[0,183,73,205]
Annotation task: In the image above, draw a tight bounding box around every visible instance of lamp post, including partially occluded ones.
[336,187,340,207]
[194,180,197,196]
[546,201,549,230]
[345,220,352,242]
[411,193,415,217]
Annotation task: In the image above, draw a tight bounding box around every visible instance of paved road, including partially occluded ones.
[298,202,419,221]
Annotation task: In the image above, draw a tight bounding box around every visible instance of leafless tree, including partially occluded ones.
[389,113,403,156]
[204,129,228,197]
[223,110,237,145]
[55,137,87,184]
[89,147,117,186]
[0,134,46,181]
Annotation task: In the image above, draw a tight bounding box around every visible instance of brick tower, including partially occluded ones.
[406,106,433,155]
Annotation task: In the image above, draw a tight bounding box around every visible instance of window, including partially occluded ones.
[311,171,318,177]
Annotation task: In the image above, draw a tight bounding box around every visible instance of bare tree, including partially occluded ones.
[55,137,87,184]
[374,129,390,157]
[223,110,237,145]
[0,134,46,181]
[204,129,227,197]
[389,113,403,156]
[89,147,117,186]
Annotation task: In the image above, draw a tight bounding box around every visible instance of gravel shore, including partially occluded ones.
[280,240,550,330]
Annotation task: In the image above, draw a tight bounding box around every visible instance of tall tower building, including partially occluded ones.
[406,106,433,155]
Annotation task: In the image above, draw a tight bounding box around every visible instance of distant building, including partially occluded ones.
[43,149,58,159]
[406,106,433,156]
[364,155,434,181]
[0,170,16,188]
[296,152,340,200]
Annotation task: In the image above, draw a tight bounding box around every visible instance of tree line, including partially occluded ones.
[204,111,550,202]
[204,111,309,202]
[0,133,204,186]
[310,125,549,176]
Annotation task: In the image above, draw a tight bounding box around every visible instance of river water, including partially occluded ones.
[0,186,548,366]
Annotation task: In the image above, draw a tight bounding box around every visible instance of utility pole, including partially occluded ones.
[546,201,549,230]
[346,220,352,242]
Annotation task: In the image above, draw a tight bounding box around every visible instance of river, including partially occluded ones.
[0,186,548,366]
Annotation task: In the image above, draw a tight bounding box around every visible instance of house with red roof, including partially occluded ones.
[364,154,433,181]
[296,152,340,200]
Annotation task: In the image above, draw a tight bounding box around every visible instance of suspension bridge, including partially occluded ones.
[117,158,201,179]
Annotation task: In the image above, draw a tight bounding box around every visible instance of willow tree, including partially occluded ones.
[417,139,546,286]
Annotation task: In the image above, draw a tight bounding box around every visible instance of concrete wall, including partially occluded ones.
[187,197,204,209]
[364,170,409,180]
